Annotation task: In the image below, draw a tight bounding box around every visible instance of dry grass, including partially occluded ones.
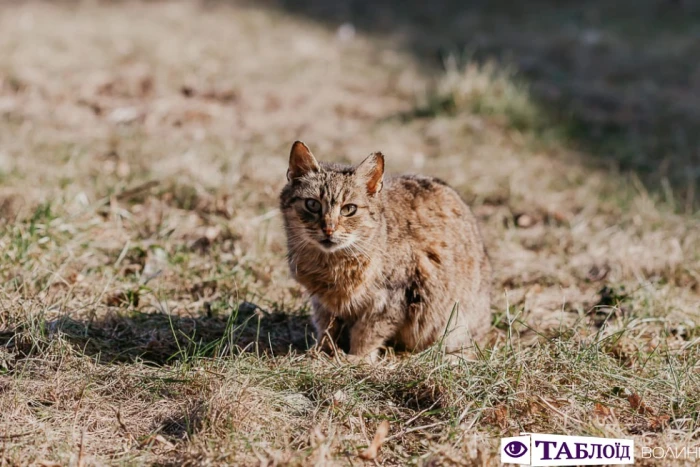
[0,1,699,465]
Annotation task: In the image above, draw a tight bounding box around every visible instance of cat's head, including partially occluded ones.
[280,141,384,254]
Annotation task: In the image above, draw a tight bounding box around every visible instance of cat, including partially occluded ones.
[280,141,491,361]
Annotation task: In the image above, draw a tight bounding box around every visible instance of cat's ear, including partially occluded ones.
[288,141,320,181]
[356,152,384,195]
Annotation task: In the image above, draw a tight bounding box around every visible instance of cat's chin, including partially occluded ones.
[315,238,351,253]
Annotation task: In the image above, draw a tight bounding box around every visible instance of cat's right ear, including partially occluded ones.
[356,152,384,196]
[288,141,320,181]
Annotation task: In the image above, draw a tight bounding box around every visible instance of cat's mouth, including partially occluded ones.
[319,238,337,248]
[317,236,347,251]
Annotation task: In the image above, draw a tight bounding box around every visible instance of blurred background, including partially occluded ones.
[274,0,700,206]
[2,0,700,211]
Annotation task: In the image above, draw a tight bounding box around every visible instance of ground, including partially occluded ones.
[0,1,699,465]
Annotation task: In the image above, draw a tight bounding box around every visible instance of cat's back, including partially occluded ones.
[382,173,489,283]
[383,174,479,236]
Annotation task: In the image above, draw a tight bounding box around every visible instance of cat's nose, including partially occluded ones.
[322,223,336,236]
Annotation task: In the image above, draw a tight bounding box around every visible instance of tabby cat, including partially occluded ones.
[280,141,491,361]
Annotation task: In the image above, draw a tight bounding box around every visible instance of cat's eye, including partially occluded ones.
[305,199,321,213]
[340,204,357,217]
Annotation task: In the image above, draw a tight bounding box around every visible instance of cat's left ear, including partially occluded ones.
[356,152,384,195]
[288,141,320,181]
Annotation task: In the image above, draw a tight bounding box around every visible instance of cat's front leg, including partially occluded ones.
[347,314,398,362]
[311,301,347,354]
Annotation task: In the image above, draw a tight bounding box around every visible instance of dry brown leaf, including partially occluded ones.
[359,420,390,460]
[68,272,85,284]
[104,289,139,307]
[649,414,671,430]
[37,462,62,467]
[485,404,509,429]
[628,393,654,415]
[593,402,613,419]
[528,400,544,416]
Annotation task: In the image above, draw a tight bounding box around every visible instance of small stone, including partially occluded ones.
[281,393,313,415]
[516,214,535,228]
[108,107,141,124]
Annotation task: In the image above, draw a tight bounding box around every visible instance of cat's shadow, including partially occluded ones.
[28,302,313,365]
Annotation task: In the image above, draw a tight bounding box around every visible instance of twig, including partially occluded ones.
[0,431,38,440]
[385,421,448,442]
[404,399,442,427]
[457,401,476,424]
[537,395,584,425]
[77,431,86,467]
[115,180,160,202]
[113,406,136,443]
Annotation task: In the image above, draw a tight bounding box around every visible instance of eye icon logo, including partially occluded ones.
[500,435,530,464]
[504,441,528,458]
